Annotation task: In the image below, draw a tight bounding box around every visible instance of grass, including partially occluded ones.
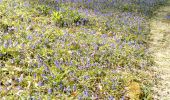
[0,0,168,99]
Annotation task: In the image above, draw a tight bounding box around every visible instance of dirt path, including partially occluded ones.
[150,1,170,99]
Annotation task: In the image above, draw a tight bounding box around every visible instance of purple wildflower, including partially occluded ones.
[27,35,32,40]
[73,84,76,91]
[17,86,22,90]
[38,81,44,86]
[121,96,125,100]
[166,15,170,19]
[54,60,63,71]
[63,87,67,93]
[84,75,90,80]
[41,74,48,81]
[59,82,63,90]
[83,89,88,97]
[108,96,115,100]
[18,74,24,83]
[43,64,50,72]
[34,73,37,79]
[78,95,83,100]
[48,88,53,94]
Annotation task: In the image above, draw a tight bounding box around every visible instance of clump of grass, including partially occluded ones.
[36,5,51,15]
[52,7,88,27]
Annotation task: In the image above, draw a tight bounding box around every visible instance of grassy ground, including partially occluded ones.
[0,0,168,99]
[150,0,170,99]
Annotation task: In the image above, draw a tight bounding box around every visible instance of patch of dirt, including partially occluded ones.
[150,1,170,99]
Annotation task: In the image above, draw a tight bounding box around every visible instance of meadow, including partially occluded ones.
[0,0,168,99]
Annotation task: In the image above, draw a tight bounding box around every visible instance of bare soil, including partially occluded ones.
[150,1,170,99]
